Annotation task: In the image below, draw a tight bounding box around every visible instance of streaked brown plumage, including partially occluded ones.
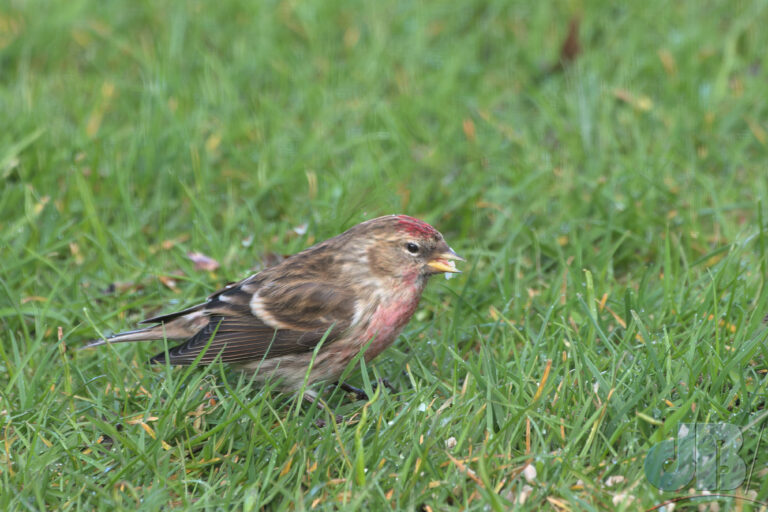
[87,215,463,398]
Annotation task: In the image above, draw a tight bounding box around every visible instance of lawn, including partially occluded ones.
[2,0,768,510]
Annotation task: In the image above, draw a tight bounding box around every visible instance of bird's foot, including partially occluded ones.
[337,378,397,401]
[302,392,342,427]
[313,415,343,428]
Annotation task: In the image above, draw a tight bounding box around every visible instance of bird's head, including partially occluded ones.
[355,215,464,282]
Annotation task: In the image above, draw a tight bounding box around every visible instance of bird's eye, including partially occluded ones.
[406,242,420,254]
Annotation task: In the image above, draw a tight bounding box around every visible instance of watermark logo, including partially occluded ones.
[645,423,746,491]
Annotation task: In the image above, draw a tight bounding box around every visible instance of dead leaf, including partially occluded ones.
[657,49,677,75]
[746,118,767,146]
[158,275,179,291]
[187,251,220,271]
[559,17,580,63]
[293,223,308,236]
[158,234,190,251]
[540,15,581,77]
[462,118,476,142]
[69,242,84,265]
[612,88,653,111]
[33,196,50,215]
[21,296,48,304]
[103,281,144,294]
[205,133,221,153]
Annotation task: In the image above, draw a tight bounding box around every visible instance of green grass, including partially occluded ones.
[2,0,768,509]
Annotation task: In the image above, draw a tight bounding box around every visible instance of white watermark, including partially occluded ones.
[645,423,747,491]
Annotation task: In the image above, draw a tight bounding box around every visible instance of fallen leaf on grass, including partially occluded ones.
[559,17,581,64]
[612,88,653,111]
[293,223,308,235]
[69,242,84,265]
[187,251,220,271]
[462,118,476,142]
[540,15,581,77]
[21,296,48,304]
[158,275,179,291]
[103,281,144,294]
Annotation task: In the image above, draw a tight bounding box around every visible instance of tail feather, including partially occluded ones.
[82,310,209,350]
[81,325,173,349]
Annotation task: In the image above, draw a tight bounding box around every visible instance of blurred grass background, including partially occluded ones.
[2,0,768,509]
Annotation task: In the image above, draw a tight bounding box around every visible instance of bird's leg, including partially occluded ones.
[302,392,342,427]
[337,378,397,401]
[337,382,369,401]
[378,377,397,393]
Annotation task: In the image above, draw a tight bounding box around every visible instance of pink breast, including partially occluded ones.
[361,292,422,361]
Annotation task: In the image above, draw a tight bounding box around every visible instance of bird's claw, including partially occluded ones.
[314,414,343,428]
[303,392,344,427]
[338,378,397,401]
[378,377,397,394]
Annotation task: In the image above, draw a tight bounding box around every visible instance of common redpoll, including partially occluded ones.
[87,215,462,409]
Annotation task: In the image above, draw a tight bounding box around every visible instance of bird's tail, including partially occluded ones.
[81,325,172,349]
[81,310,207,350]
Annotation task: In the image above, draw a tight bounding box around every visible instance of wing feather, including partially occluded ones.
[148,277,356,365]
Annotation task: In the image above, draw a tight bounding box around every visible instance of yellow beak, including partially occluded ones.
[427,248,464,273]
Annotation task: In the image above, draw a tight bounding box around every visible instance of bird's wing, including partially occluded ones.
[139,280,246,325]
[149,278,357,365]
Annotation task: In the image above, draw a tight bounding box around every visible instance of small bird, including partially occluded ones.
[87,215,463,414]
